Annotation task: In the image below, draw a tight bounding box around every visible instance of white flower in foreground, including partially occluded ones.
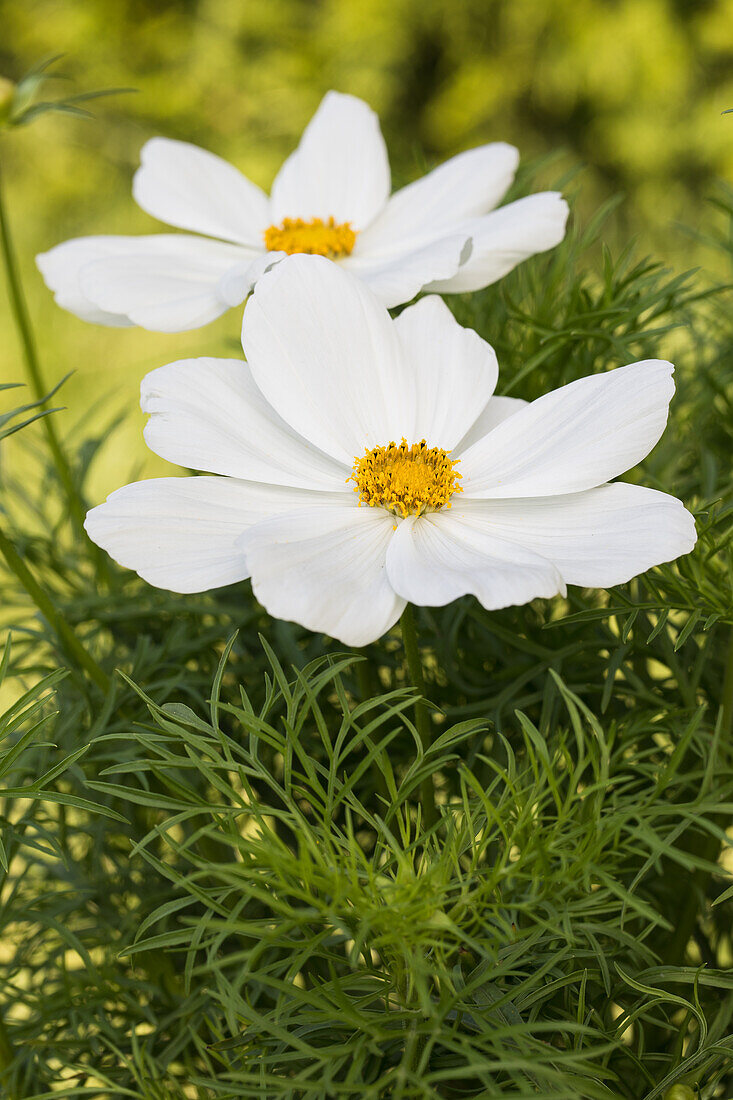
[36,91,568,332]
[85,256,696,647]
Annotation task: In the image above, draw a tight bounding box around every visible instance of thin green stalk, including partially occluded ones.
[356,655,374,705]
[0,1012,19,1099]
[400,604,437,829]
[0,525,109,692]
[721,626,733,741]
[0,1016,14,1067]
[663,625,733,967]
[0,159,85,536]
[356,651,390,805]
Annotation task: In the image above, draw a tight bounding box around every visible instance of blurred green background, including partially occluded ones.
[2,0,733,497]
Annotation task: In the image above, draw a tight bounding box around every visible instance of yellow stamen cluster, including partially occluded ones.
[263,216,357,258]
[350,439,462,518]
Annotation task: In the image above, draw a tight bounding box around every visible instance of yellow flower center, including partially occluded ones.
[350,439,462,518]
[263,216,357,258]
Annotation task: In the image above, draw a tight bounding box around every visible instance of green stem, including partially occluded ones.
[0,1012,19,1099]
[0,525,109,692]
[663,626,733,967]
[356,655,374,705]
[721,626,733,743]
[0,1017,14,1068]
[0,160,85,536]
[356,651,391,806]
[400,605,437,829]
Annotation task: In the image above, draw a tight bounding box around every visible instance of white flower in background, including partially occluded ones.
[36,91,568,333]
[85,256,696,646]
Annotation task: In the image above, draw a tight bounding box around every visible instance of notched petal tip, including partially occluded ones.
[676,503,698,557]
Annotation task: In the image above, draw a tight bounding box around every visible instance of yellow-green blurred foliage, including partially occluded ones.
[2,0,733,495]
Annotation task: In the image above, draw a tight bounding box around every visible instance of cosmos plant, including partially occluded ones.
[1,63,727,1096]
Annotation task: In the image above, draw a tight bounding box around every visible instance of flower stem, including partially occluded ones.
[0,159,85,537]
[0,1012,19,1100]
[356,651,392,806]
[0,1014,15,1075]
[400,604,437,829]
[663,625,733,967]
[0,525,109,693]
[721,626,733,744]
[356,654,374,705]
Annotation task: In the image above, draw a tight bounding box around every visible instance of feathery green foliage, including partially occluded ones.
[0,170,732,1099]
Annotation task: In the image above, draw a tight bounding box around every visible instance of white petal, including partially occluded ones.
[427,193,569,293]
[85,477,347,593]
[133,137,270,247]
[340,233,470,308]
[78,235,251,332]
[386,511,564,609]
[269,91,390,229]
[242,254,413,464]
[240,505,404,646]
[141,358,348,490]
[456,484,697,588]
[36,237,142,326]
[459,360,676,498]
[393,296,498,448]
[454,396,528,453]
[355,143,519,258]
[217,251,283,307]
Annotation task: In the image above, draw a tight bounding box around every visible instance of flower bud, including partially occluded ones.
[663,1086,695,1100]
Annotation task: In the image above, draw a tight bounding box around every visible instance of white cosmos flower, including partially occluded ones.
[36,91,568,333]
[85,255,696,647]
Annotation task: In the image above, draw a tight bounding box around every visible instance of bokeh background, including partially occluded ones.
[2,0,733,495]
